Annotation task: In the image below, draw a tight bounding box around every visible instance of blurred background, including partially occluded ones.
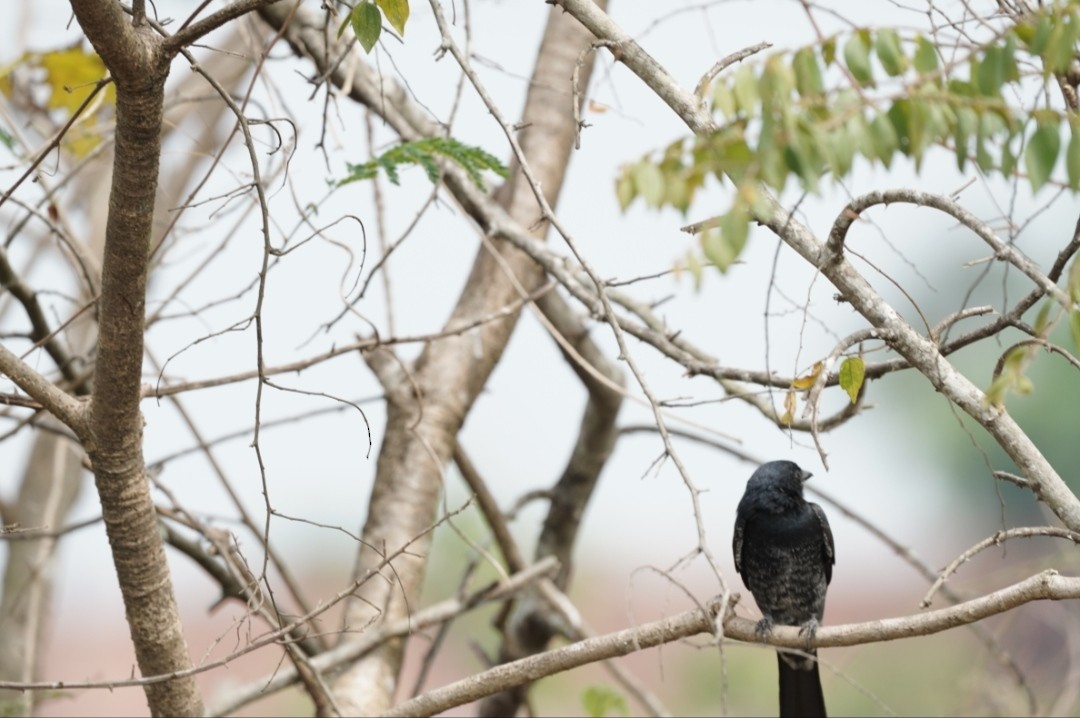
[1,1,1078,715]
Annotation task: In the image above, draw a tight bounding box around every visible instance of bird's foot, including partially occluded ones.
[798,618,820,649]
[754,617,774,643]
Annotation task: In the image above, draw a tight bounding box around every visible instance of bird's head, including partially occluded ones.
[748,460,813,497]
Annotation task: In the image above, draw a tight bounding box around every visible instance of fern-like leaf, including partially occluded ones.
[339,137,508,189]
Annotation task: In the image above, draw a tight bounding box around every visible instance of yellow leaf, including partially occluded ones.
[791,361,823,390]
[0,56,24,99]
[39,43,111,115]
[780,390,797,425]
[375,0,409,36]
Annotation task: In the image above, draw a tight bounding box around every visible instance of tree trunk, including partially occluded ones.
[328,3,608,713]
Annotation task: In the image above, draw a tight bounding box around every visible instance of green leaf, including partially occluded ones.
[352,2,382,53]
[759,55,794,114]
[785,124,822,191]
[1001,140,1017,177]
[1015,375,1034,395]
[886,99,912,156]
[1067,119,1080,189]
[1033,300,1052,337]
[701,205,750,273]
[375,0,409,35]
[1071,309,1080,354]
[665,173,691,213]
[975,111,1005,173]
[700,228,727,271]
[758,119,787,189]
[975,47,1005,97]
[615,172,635,211]
[793,47,824,97]
[868,113,898,166]
[712,81,737,118]
[987,346,1036,405]
[1025,120,1060,193]
[1024,14,1053,54]
[1003,33,1019,82]
[825,125,856,177]
[822,37,837,67]
[985,373,1010,407]
[906,96,946,164]
[1002,345,1027,372]
[338,137,507,189]
[710,130,754,185]
[733,64,759,114]
[582,686,628,718]
[954,106,977,171]
[631,160,665,208]
[1069,255,1080,303]
[947,77,976,98]
[839,357,865,403]
[684,249,704,291]
[913,35,939,74]
[844,31,875,87]
[1045,15,1076,73]
[875,29,907,77]
[722,204,750,260]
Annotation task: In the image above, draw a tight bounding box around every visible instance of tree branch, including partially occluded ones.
[205,557,562,717]
[389,570,1080,716]
[163,0,282,54]
[550,0,1080,533]
[260,1,613,711]
[921,527,1080,608]
[0,345,87,436]
[828,190,1073,309]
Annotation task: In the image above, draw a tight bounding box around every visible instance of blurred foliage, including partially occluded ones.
[0,41,115,157]
[581,685,628,717]
[883,297,1080,520]
[616,2,1080,278]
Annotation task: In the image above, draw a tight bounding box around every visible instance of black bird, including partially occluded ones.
[733,460,835,718]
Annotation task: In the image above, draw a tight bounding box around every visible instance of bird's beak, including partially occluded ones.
[799,470,813,483]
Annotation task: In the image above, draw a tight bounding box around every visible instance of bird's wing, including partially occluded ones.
[811,502,835,584]
[732,512,746,574]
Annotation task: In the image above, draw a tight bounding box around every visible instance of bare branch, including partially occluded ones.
[390,570,1080,716]
[162,0,283,54]
[693,41,772,99]
[551,0,1080,533]
[0,344,86,436]
[828,190,1073,309]
[206,557,562,717]
[922,527,1080,608]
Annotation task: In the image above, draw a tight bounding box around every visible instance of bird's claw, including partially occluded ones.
[754,617,774,643]
[798,618,820,649]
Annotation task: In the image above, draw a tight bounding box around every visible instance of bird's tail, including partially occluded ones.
[777,650,826,717]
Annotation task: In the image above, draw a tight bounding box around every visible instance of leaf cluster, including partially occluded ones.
[338,0,411,53]
[781,357,865,425]
[339,136,508,189]
[0,42,115,156]
[615,3,1080,276]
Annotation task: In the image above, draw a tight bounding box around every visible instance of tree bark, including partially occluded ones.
[0,428,82,716]
[327,4,608,713]
[66,3,203,714]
